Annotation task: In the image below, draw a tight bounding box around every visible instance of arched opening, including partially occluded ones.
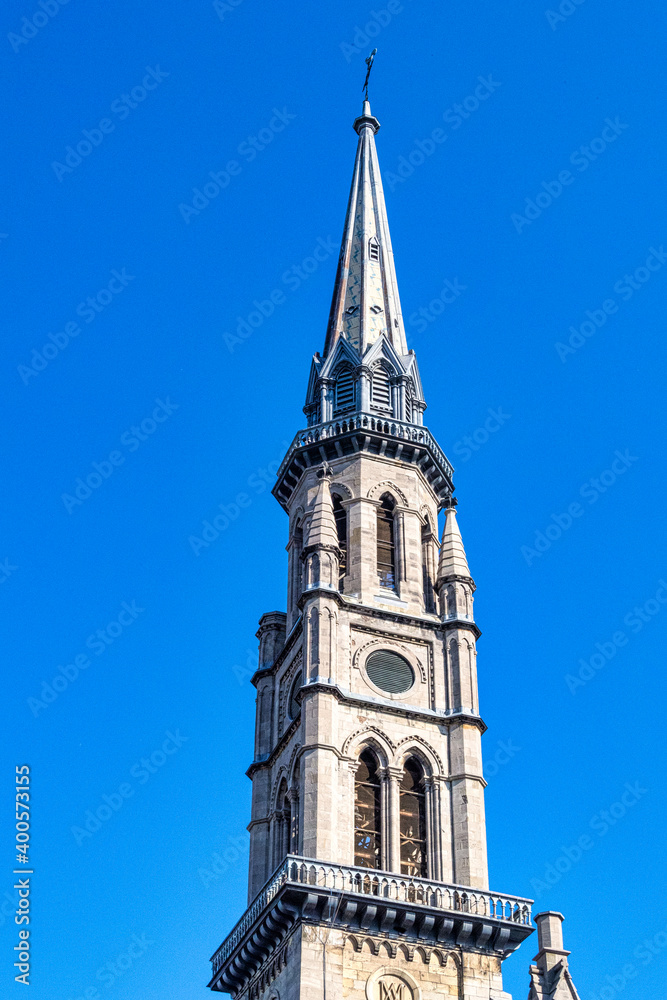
[421,517,435,613]
[274,779,290,866]
[334,365,355,414]
[377,494,396,591]
[332,494,347,587]
[288,671,302,722]
[399,758,427,877]
[290,759,300,855]
[354,750,382,869]
[293,520,303,605]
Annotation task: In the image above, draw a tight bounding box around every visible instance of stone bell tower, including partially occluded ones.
[208,99,546,999]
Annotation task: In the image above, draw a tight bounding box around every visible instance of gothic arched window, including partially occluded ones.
[421,518,435,613]
[332,494,347,586]
[288,671,302,722]
[377,494,396,591]
[293,520,304,603]
[399,758,427,877]
[275,779,290,866]
[354,750,382,869]
[371,363,392,410]
[290,760,300,855]
[334,366,355,414]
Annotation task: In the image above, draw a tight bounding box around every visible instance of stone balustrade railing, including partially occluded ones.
[211,856,532,974]
[277,415,454,484]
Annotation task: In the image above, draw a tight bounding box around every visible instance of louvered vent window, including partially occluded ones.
[369,238,380,262]
[334,367,355,413]
[365,649,414,694]
[405,383,413,422]
[371,365,391,409]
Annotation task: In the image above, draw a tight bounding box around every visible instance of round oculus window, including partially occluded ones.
[365,650,414,694]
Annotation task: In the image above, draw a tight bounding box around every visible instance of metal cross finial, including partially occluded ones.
[362,48,377,100]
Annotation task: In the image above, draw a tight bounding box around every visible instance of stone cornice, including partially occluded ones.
[289,679,487,734]
[273,417,454,511]
[246,716,301,778]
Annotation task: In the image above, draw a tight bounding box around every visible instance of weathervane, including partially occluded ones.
[362,48,377,101]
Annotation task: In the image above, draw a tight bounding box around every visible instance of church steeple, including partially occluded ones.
[323,100,408,358]
[209,94,538,1000]
[304,100,426,428]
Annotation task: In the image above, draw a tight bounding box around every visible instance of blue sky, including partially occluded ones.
[3,0,666,997]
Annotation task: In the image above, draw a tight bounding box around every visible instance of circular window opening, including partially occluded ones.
[365,650,414,694]
[288,672,303,720]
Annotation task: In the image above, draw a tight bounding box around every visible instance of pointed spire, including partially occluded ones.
[323,100,408,359]
[304,465,339,551]
[437,505,472,582]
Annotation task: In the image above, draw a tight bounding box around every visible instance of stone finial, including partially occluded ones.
[304,474,339,551]
[436,506,472,583]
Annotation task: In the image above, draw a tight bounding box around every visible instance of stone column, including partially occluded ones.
[379,766,391,872]
[387,765,403,873]
[358,366,371,412]
[424,775,441,881]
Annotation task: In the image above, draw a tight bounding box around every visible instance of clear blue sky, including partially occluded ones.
[3,1,666,997]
